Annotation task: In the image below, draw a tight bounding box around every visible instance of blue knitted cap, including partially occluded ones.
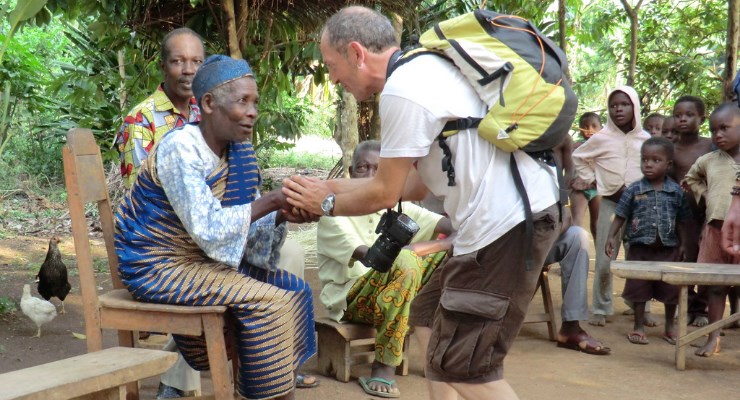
[192,54,253,103]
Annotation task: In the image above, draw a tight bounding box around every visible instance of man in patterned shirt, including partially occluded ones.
[114,27,205,398]
[116,27,204,187]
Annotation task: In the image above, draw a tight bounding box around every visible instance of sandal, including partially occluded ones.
[662,332,677,345]
[295,373,319,388]
[556,330,611,355]
[358,376,400,398]
[627,331,649,345]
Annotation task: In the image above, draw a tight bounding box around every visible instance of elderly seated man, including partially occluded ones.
[114,54,317,400]
[317,140,451,398]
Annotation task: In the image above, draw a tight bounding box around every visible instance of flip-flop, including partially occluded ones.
[358,376,400,398]
[627,331,649,345]
[295,373,319,388]
[662,333,677,345]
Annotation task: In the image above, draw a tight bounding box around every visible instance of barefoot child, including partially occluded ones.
[606,137,688,345]
[570,112,603,239]
[682,103,740,356]
[643,113,665,136]
[572,86,650,326]
[672,95,713,327]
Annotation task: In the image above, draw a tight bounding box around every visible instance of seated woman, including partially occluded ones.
[114,55,316,400]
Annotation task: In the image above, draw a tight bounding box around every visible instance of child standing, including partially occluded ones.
[682,103,740,356]
[661,116,678,143]
[572,86,650,326]
[643,113,665,136]
[606,137,688,345]
[570,112,603,239]
[672,95,713,327]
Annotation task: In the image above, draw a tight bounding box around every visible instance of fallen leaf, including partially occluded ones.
[71,332,86,340]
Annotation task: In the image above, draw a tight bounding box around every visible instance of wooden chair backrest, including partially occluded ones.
[62,128,123,350]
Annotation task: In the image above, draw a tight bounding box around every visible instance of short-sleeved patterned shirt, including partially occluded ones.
[614,176,689,247]
[115,84,200,187]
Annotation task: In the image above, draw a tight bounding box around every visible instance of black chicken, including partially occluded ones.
[37,236,71,314]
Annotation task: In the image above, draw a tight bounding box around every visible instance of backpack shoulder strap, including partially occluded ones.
[386,48,449,79]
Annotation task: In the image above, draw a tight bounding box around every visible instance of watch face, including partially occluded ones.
[322,194,334,215]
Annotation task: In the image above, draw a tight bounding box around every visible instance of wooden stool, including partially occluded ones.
[315,317,409,382]
[523,264,558,341]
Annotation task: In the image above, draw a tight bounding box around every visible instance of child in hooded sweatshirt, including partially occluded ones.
[572,86,650,327]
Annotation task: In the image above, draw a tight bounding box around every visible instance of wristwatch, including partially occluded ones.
[321,193,336,216]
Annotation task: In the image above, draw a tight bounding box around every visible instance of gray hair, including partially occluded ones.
[322,6,398,55]
[351,140,381,168]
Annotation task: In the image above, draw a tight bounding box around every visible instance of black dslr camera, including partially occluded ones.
[360,203,420,273]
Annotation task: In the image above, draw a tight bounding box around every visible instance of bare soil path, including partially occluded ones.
[1,234,740,399]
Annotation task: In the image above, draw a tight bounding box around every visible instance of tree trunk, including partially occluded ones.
[117,50,127,111]
[619,0,643,87]
[558,0,566,52]
[333,89,359,178]
[223,0,243,59]
[236,0,249,53]
[724,0,740,101]
[558,0,571,83]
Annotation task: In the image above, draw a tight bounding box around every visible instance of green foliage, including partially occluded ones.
[268,147,337,170]
[0,296,16,314]
[0,0,736,181]
[0,20,71,176]
[631,1,727,115]
[0,0,48,61]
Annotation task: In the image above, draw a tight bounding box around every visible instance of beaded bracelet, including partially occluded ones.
[732,185,740,196]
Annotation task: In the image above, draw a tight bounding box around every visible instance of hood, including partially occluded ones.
[605,85,642,135]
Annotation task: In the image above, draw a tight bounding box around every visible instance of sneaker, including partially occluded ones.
[156,382,185,399]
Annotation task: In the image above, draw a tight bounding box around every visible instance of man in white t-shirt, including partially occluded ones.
[282,6,560,400]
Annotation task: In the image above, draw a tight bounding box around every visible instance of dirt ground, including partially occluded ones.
[2,234,740,400]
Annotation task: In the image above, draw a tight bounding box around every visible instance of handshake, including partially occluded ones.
[280,175,420,272]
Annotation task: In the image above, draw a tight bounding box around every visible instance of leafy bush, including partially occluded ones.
[0,296,17,315]
[268,150,336,170]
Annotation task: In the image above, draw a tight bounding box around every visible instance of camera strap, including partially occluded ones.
[383,201,404,229]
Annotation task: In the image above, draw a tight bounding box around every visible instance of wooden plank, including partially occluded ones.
[101,290,227,314]
[678,312,740,346]
[612,260,740,286]
[676,286,688,370]
[101,308,208,337]
[662,269,740,286]
[315,318,376,340]
[0,347,177,400]
[610,260,666,280]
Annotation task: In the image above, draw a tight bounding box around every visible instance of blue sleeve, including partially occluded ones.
[614,185,634,219]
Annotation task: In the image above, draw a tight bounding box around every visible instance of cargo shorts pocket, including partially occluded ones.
[428,287,510,379]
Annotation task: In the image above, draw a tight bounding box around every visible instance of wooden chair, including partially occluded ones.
[63,128,237,400]
[523,264,558,341]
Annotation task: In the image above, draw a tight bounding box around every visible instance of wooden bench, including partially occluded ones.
[315,317,409,382]
[0,346,177,400]
[611,260,740,370]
